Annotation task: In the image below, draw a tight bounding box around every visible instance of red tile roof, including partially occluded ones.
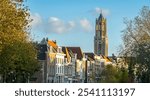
[66,47,83,60]
[84,52,95,60]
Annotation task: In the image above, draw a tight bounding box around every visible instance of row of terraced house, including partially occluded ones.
[34,39,114,83]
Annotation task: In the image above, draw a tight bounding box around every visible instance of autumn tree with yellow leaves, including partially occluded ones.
[0,0,39,82]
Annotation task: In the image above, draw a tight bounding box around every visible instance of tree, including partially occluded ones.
[0,0,39,82]
[100,64,119,83]
[99,64,129,83]
[0,41,39,82]
[119,67,129,83]
[0,0,31,52]
[120,6,150,82]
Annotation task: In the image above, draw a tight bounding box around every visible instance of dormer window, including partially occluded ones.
[57,47,62,53]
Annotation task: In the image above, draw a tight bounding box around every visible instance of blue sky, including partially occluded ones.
[25,0,150,56]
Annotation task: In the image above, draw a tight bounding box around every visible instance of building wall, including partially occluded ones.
[47,46,66,83]
[63,57,75,83]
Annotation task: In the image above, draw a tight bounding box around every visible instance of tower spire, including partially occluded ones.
[99,10,103,20]
[94,13,108,56]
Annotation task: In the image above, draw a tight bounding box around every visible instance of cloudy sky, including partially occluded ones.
[25,0,149,56]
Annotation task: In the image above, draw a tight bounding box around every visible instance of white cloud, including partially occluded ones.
[90,7,110,16]
[68,21,76,28]
[48,17,76,34]
[95,7,110,16]
[80,18,92,32]
[30,13,42,28]
[30,13,93,34]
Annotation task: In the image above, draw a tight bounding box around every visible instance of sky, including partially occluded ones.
[25,0,150,56]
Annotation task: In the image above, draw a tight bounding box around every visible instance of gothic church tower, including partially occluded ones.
[94,13,108,56]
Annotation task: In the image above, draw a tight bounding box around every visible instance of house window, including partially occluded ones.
[58,67,59,73]
[57,58,58,63]
[101,62,104,68]
[60,66,61,74]
[62,66,64,73]
[60,59,61,64]
[60,58,61,64]
[58,76,61,83]
[60,67,61,74]
[59,58,60,64]
[62,59,63,64]
[57,58,59,64]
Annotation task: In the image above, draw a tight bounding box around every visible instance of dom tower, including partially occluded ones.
[94,13,108,56]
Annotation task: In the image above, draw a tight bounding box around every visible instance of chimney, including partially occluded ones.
[75,53,77,60]
[85,55,88,59]
[53,40,57,44]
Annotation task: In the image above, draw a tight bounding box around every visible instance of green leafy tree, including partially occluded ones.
[100,64,119,83]
[0,41,39,82]
[119,67,129,83]
[100,64,129,83]
[0,0,39,82]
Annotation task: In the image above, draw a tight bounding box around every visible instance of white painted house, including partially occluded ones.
[47,40,66,83]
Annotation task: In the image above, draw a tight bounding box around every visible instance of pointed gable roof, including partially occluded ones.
[84,52,95,61]
[66,47,83,60]
[48,40,58,49]
[100,55,112,62]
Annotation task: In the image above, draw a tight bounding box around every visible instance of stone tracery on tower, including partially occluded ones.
[94,13,108,56]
